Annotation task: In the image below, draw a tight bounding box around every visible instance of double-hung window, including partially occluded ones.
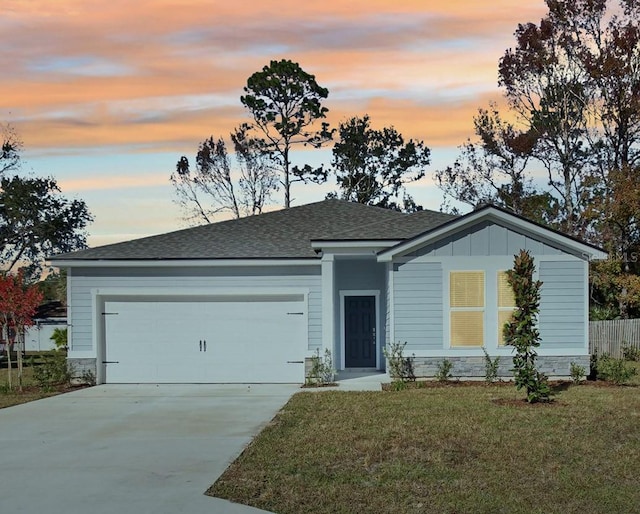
[449,271,485,347]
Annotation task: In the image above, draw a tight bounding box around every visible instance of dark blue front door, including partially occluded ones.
[345,296,376,368]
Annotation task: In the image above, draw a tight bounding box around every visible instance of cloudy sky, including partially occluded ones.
[3,0,547,247]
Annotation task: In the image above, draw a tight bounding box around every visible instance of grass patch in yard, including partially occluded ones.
[0,357,82,409]
[209,382,640,514]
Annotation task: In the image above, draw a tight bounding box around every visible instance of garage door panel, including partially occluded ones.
[104,297,306,383]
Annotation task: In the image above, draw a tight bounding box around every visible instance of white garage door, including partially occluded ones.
[103,295,307,383]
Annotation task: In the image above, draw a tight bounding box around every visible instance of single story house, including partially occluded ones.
[49,199,606,384]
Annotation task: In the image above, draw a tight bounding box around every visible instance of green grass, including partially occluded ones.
[209,380,640,514]
[0,353,77,409]
[0,367,61,408]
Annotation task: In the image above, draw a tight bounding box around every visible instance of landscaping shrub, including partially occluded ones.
[570,362,586,384]
[306,348,335,386]
[30,352,73,391]
[482,347,500,383]
[383,341,415,382]
[50,328,68,351]
[435,359,453,382]
[595,354,638,385]
[622,343,640,362]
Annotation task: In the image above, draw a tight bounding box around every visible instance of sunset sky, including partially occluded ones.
[3,0,548,247]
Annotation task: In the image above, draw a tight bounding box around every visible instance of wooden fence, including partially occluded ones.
[589,319,640,358]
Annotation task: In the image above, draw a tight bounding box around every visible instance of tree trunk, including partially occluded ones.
[17,329,23,392]
[283,146,291,208]
[4,325,12,391]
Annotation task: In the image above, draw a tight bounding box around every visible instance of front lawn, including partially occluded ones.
[210,382,640,514]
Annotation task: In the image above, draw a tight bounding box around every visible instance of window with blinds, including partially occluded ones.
[497,271,516,345]
[450,271,485,347]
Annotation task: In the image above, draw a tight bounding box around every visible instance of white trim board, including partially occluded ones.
[49,258,321,268]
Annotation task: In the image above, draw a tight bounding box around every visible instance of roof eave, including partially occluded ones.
[310,239,402,250]
[48,257,321,268]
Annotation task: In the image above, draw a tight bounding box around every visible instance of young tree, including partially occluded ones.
[241,59,333,208]
[172,127,278,224]
[0,270,43,391]
[504,250,551,403]
[328,115,431,211]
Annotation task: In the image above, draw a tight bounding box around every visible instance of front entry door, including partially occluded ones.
[345,296,376,368]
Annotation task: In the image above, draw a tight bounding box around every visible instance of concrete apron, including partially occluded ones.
[0,384,298,514]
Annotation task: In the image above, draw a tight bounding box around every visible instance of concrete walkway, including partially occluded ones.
[0,384,298,514]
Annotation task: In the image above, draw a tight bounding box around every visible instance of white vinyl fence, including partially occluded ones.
[589,319,640,358]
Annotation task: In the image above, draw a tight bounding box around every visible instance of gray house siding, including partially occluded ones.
[390,219,590,377]
[393,261,443,352]
[539,260,585,349]
[68,265,322,354]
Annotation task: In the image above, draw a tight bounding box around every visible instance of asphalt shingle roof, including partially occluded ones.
[52,199,456,261]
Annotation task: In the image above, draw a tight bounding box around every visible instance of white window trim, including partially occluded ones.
[442,257,539,351]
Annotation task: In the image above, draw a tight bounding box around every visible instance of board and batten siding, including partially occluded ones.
[393,261,443,351]
[407,221,564,258]
[68,265,322,353]
[539,260,586,349]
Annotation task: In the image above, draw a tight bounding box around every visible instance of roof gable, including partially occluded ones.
[377,205,607,262]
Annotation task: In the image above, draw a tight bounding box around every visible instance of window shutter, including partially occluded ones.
[450,272,484,308]
[498,271,516,345]
[451,311,484,347]
[497,271,515,308]
[450,271,485,347]
[498,309,515,345]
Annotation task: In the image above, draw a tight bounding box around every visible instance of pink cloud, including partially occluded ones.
[3,0,547,153]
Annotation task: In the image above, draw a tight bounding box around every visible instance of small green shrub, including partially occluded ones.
[595,354,637,385]
[383,341,415,382]
[569,362,586,384]
[30,352,73,391]
[482,347,500,383]
[436,359,453,382]
[306,348,335,386]
[622,344,640,362]
[49,328,68,351]
[80,368,96,386]
[389,380,409,391]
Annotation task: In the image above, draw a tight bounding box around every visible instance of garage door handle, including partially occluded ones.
[287,360,304,364]
[203,340,207,352]
[199,340,202,352]
[102,361,119,364]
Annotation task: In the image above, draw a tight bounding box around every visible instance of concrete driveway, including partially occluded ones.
[0,384,298,514]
